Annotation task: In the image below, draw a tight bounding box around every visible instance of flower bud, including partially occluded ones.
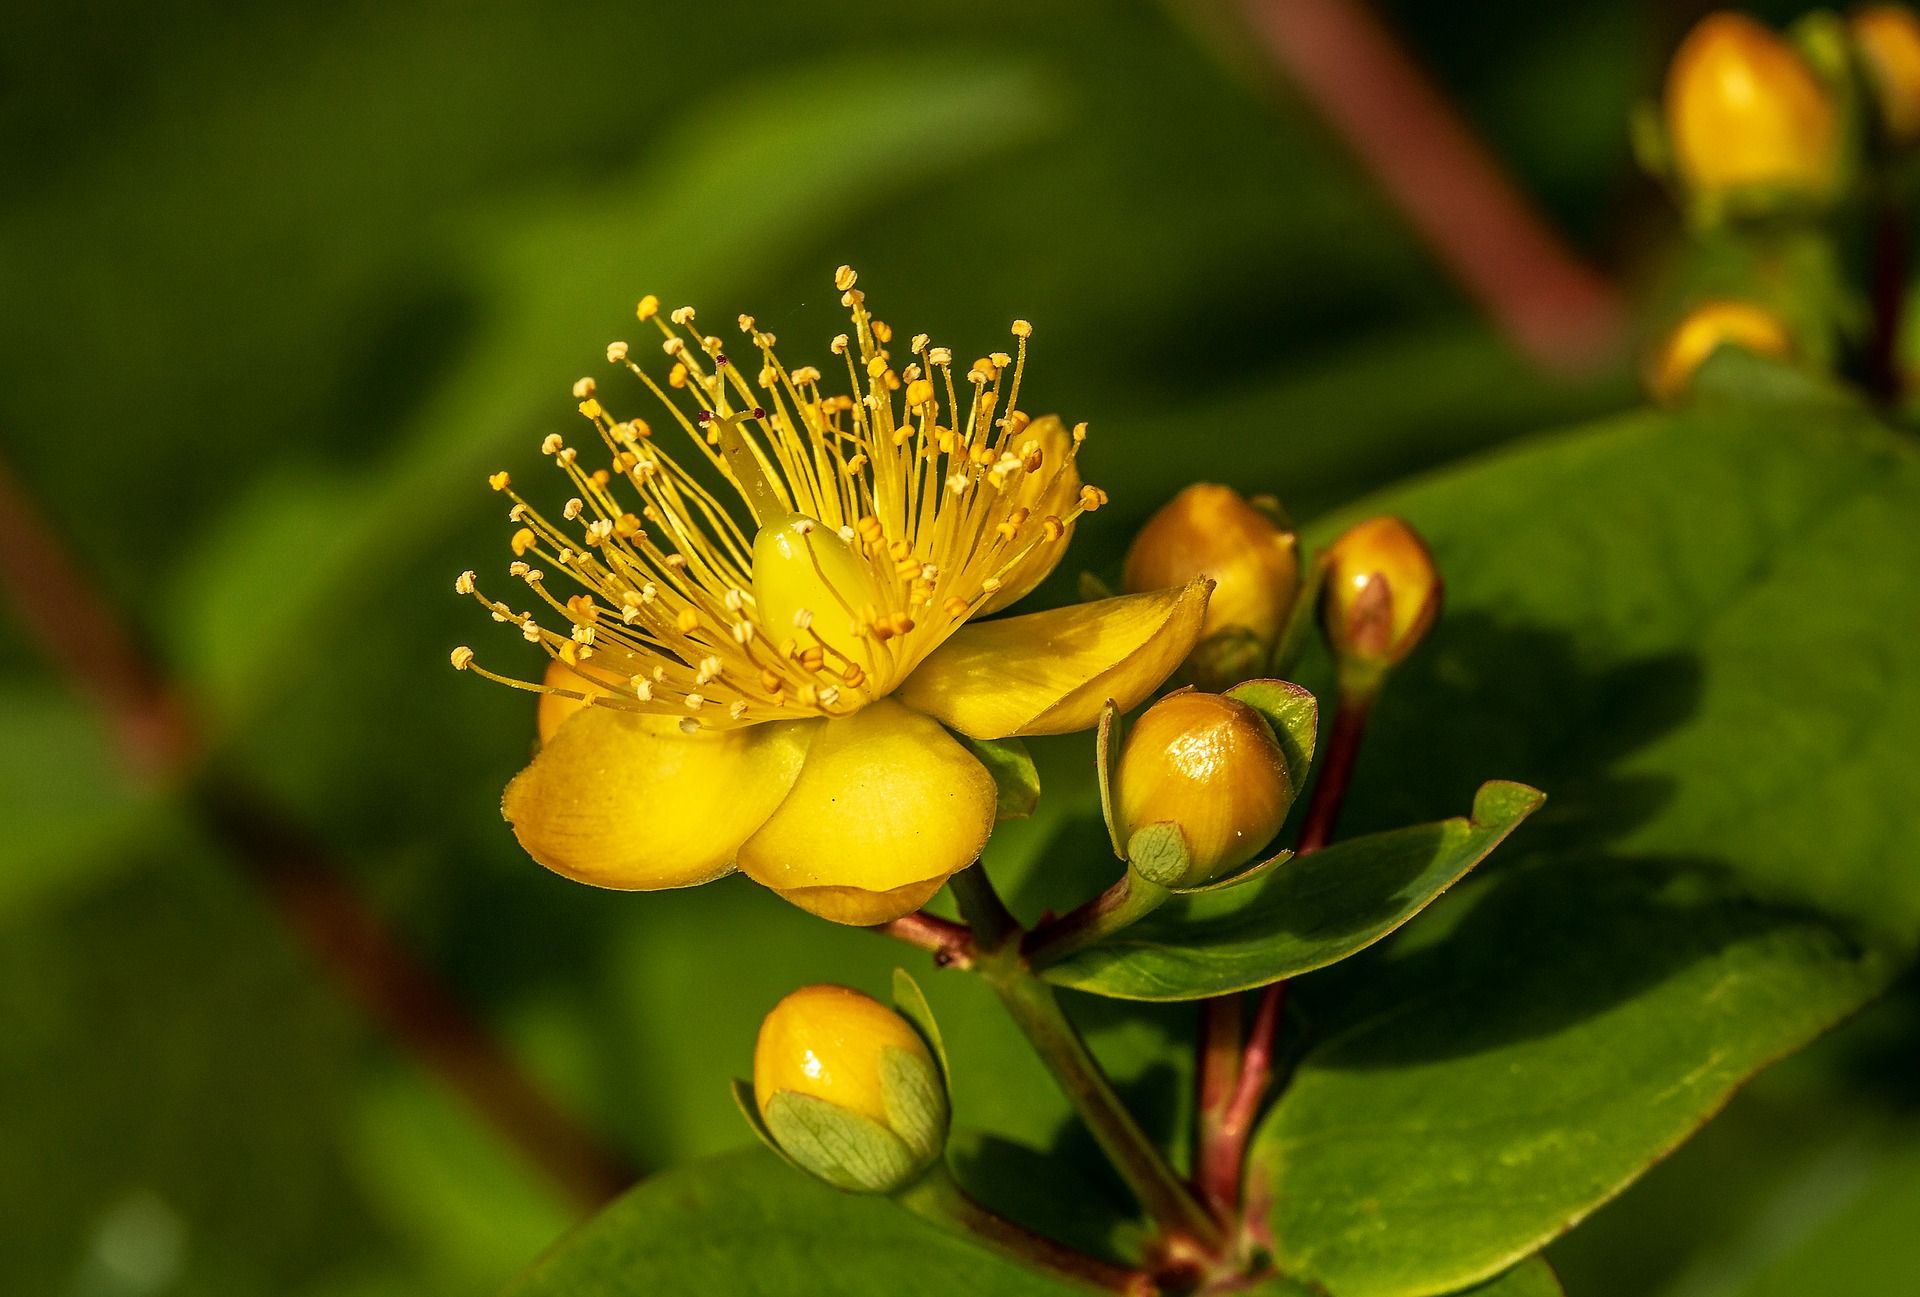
[1647,299,1794,402]
[1664,12,1839,210]
[1115,692,1294,887]
[1122,484,1300,688]
[1321,517,1440,673]
[753,985,948,1194]
[1853,5,1920,146]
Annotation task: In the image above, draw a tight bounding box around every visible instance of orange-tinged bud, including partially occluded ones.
[1648,299,1794,402]
[1321,517,1440,673]
[1853,5,1920,145]
[1123,484,1300,688]
[1115,692,1294,886]
[753,985,947,1193]
[1665,13,1839,205]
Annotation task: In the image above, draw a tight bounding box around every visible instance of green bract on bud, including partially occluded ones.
[751,985,948,1194]
[1321,516,1441,675]
[1115,692,1295,887]
[1122,484,1300,689]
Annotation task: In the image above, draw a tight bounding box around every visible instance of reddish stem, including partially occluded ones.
[0,448,636,1211]
[1236,0,1624,371]
[1868,186,1910,403]
[1193,996,1246,1219]
[1200,687,1375,1218]
[876,909,974,968]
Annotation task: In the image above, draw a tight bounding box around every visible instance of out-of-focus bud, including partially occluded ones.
[752,985,948,1194]
[1852,5,1920,145]
[1321,517,1441,676]
[1115,692,1294,887]
[1122,484,1300,688]
[1647,299,1794,402]
[1664,12,1840,210]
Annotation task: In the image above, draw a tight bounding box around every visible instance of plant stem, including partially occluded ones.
[876,910,974,969]
[1868,183,1910,403]
[1203,680,1378,1216]
[1296,682,1375,854]
[948,865,1224,1254]
[1193,996,1244,1220]
[898,1163,1153,1295]
[1023,870,1171,969]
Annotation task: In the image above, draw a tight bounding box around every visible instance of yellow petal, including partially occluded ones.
[737,699,995,917]
[893,580,1213,739]
[768,874,954,926]
[979,415,1082,614]
[503,707,817,890]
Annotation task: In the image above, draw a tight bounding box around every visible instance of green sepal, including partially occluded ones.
[1170,847,1294,897]
[730,1078,808,1177]
[1096,699,1126,859]
[1223,678,1318,792]
[953,732,1040,822]
[890,968,951,1089]
[1124,820,1192,888]
[762,1090,927,1194]
[879,1045,949,1165]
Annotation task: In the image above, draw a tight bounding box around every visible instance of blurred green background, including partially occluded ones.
[3,1,1915,1294]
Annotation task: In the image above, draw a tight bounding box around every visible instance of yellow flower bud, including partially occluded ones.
[1664,12,1839,207]
[1647,299,1794,402]
[753,985,948,1193]
[1321,517,1440,673]
[1853,5,1920,145]
[1115,692,1294,886]
[1122,484,1300,688]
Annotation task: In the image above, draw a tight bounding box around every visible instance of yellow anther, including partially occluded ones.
[1011,319,1033,338]
[579,398,604,420]
[866,355,890,379]
[990,351,1012,369]
[450,646,474,670]
[669,364,688,389]
[1041,515,1065,541]
[834,265,858,291]
[541,434,564,455]
[607,340,629,363]
[488,471,511,491]
[928,346,953,366]
[1071,421,1088,443]
[510,528,537,556]
[676,608,701,635]
[1078,484,1109,512]
[799,646,826,672]
[831,334,850,354]
[760,668,785,692]
[637,295,659,320]
[872,320,893,344]
[454,570,477,595]
[738,313,756,332]
[671,306,696,325]
[1004,410,1031,436]
[943,596,971,618]
[572,377,596,399]
[842,663,866,688]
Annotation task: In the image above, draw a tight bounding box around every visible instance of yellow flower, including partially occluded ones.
[452,269,1211,925]
[1663,12,1840,208]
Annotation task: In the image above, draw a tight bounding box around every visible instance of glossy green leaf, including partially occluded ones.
[1040,781,1542,1000]
[505,1150,1086,1296]
[1253,363,1920,1297]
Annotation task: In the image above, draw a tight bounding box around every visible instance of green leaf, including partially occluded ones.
[1041,781,1543,1000]
[1252,372,1920,1296]
[1223,678,1318,789]
[1457,1257,1564,1296]
[504,1150,1086,1296]
[959,735,1042,823]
